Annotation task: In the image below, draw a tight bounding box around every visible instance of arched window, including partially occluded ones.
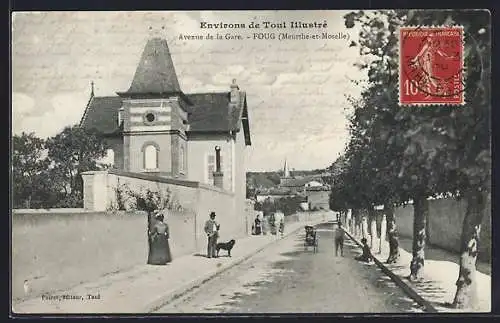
[144,144,158,170]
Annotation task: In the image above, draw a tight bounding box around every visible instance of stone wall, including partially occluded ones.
[12,211,148,302]
[11,205,332,303]
[394,197,491,262]
[307,190,330,210]
[80,169,248,255]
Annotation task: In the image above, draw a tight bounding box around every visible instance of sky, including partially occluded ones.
[12,10,368,172]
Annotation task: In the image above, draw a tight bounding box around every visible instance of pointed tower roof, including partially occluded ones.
[118,37,182,97]
[283,159,290,178]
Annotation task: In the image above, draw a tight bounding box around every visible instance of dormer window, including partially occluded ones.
[118,107,124,126]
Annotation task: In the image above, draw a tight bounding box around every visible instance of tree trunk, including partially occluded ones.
[385,204,400,264]
[369,208,377,249]
[452,189,487,310]
[409,195,429,280]
[361,209,369,239]
[147,211,153,264]
[379,214,387,254]
[352,209,360,236]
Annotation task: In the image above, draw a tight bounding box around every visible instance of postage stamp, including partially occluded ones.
[399,26,465,106]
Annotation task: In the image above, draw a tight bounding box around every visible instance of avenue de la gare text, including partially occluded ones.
[179,32,348,41]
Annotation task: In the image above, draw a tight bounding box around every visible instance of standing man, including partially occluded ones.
[204,211,220,258]
[334,222,345,257]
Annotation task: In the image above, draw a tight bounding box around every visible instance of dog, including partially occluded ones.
[216,239,236,257]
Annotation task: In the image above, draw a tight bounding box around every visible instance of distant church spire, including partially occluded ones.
[283,159,290,178]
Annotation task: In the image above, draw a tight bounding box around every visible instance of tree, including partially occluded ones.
[344,9,491,309]
[45,125,108,206]
[12,132,50,208]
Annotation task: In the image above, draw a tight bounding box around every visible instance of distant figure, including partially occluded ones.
[23,280,30,295]
[275,210,285,238]
[334,222,345,256]
[269,213,277,235]
[355,238,374,263]
[261,215,268,235]
[148,211,172,265]
[254,215,262,235]
[204,212,220,258]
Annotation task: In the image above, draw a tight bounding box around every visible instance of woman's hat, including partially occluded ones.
[210,211,216,218]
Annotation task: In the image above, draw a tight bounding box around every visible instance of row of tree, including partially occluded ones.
[12,125,109,209]
[329,10,490,310]
[254,196,305,216]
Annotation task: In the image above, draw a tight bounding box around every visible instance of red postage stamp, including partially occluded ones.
[399,26,464,106]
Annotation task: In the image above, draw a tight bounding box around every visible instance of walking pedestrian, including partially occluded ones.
[254,214,262,235]
[204,211,220,258]
[334,222,345,257]
[147,211,172,265]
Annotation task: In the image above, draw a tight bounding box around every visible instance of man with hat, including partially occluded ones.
[204,211,220,258]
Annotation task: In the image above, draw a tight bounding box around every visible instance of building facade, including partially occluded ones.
[80,37,251,209]
[80,34,251,230]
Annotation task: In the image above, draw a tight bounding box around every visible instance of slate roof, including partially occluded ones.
[306,186,331,192]
[119,38,182,95]
[185,92,243,132]
[79,37,251,144]
[79,92,251,143]
[257,187,292,196]
[80,96,123,135]
[281,177,319,188]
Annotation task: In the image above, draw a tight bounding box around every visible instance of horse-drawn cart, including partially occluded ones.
[304,225,319,253]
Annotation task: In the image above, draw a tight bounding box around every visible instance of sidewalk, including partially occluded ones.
[344,230,491,313]
[13,218,326,314]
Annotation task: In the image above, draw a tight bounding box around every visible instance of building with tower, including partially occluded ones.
[80,37,251,193]
[79,35,253,247]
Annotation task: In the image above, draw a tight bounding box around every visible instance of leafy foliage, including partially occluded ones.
[253,196,304,216]
[12,125,110,208]
[12,132,50,208]
[123,186,183,213]
[45,125,108,199]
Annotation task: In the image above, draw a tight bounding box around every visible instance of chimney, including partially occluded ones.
[230,79,239,104]
[118,107,124,127]
[213,146,223,189]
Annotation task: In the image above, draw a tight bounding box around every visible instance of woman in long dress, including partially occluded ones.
[147,212,172,265]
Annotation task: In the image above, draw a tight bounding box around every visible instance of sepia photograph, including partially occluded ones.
[11,9,491,315]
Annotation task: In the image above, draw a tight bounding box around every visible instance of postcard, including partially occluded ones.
[11,9,491,314]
